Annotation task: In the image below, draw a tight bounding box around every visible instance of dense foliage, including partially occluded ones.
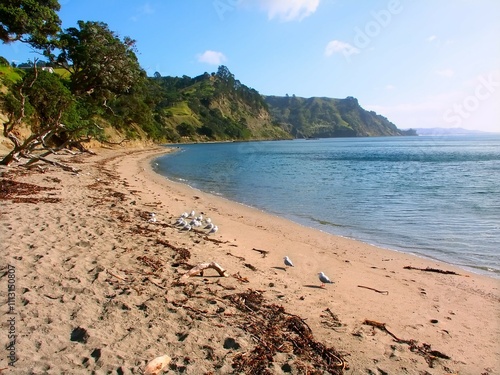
[0,0,61,48]
[54,21,144,104]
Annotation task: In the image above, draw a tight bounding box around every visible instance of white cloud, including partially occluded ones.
[197,50,227,65]
[324,40,360,57]
[246,0,320,21]
[436,68,455,78]
[427,35,437,42]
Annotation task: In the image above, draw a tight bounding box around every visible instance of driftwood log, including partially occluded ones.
[181,262,229,279]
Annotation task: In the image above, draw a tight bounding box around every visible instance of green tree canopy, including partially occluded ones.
[0,0,61,48]
[24,69,74,127]
[54,21,144,105]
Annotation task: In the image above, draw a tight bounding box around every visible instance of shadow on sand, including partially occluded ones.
[271,266,287,272]
[303,284,325,289]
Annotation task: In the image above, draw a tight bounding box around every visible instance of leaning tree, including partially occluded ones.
[1,18,146,168]
[1,67,83,171]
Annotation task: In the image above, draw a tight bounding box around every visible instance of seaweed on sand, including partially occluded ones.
[225,289,347,374]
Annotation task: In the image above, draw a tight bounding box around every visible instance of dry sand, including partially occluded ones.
[0,147,499,374]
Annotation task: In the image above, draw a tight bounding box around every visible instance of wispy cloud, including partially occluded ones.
[436,68,455,78]
[197,50,227,65]
[247,0,320,21]
[385,84,396,90]
[324,40,360,57]
[427,35,437,42]
[131,2,155,22]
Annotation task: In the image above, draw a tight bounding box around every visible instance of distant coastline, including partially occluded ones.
[404,127,500,136]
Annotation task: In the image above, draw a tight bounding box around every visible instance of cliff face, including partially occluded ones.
[265,95,403,138]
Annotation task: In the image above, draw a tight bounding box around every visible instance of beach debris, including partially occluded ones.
[226,289,347,374]
[181,262,229,279]
[155,239,191,261]
[244,263,258,271]
[403,266,461,275]
[0,178,61,203]
[321,308,344,330]
[203,236,228,245]
[148,212,157,223]
[143,354,172,375]
[226,252,246,261]
[283,256,294,267]
[363,319,450,368]
[357,285,389,295]
[318,272,334,287]
[251,248,270,258]
[137,255,163,273]
[70,326,89,343]
[232,272,249,283]
[106,268,129,282]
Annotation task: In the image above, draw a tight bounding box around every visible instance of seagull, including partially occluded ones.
[189,210,196,218]
[175,217,185,226]
[191,219,202,228]
[205,222,214,230]
[283,256,294,267]
[181,223,192,231]
[148,213,157,223]
[205,218,212,224]
[181,212,189,218]
[208,225,218,234]
[318,272,334,288]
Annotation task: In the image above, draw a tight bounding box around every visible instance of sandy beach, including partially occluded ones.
[1,146,499,374]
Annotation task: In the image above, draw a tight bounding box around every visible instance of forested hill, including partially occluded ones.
[150,66,290,141]
[265,95,408,138]
[151,68,414,141]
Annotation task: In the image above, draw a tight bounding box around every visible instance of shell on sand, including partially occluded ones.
[144,355,171,375]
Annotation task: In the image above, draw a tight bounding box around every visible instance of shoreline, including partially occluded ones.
[150,147,499,280]
[1,146,498,374]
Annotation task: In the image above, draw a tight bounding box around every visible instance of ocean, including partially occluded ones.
[152,135,500,278]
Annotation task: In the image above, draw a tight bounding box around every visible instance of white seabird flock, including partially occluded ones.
[174,210,218,234]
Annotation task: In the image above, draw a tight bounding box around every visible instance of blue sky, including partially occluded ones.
[2,0,499,131]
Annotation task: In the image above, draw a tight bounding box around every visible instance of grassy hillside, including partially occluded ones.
[151,68,292,142]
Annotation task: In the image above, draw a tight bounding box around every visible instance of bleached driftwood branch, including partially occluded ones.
[181,262,229,279]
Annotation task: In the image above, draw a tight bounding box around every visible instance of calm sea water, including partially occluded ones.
[153,136,500,278]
